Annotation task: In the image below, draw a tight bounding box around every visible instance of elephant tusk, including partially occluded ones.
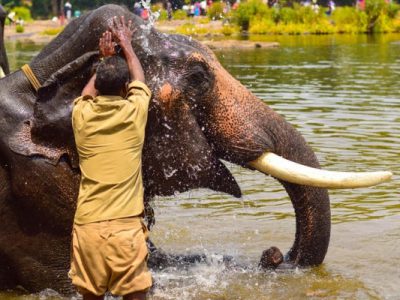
[248,152,392,189]
[0,66,4,78]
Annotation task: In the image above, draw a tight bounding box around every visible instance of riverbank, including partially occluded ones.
[4,20,61,44]
[3,19,279,50]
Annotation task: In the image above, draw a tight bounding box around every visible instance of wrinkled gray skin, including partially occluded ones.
[0,5,9,75]
[0,5,330,294]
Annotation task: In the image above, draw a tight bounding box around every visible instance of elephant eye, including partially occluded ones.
[182,61,214,99]
[186,64,207,82]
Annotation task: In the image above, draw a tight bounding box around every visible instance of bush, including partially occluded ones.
[171,0,400,35]
[374,13,392,32]
[366,0,400,33]
[274,5,319,25]
[387,3,400,19]
[150,3,167,21]
[234,0,332,32]
[308,20,336,34]
[15,24,24,33]
[173,9,188,20]
[208,2,224,20]
[220,24,240,35]
[12,6,32,21]
[332,7,359,25]
[176,22,209,35]
[393,17,400,31]
[198,17,211,24]
[233,0,269,30]
[278,7,298,24]
[41,27,64,36]
[249,18,275,34]
[365,0,386,32]
[151,3,163,11]
[158,10,168,21]
[332,7,367,33]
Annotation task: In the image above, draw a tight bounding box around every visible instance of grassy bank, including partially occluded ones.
[4,0,400,40]
[158,0,400,36]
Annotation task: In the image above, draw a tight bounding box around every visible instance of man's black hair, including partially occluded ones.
[95,55,129,95]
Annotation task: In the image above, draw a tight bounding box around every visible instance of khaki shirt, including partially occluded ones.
[72,80,151,224]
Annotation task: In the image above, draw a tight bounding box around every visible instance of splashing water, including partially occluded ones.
[136,1,163,55]
[104,1,160,57]
[140,0,160,28]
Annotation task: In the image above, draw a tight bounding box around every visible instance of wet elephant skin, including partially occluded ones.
[0,5,330,293]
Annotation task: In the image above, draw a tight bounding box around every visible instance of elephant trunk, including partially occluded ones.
[255,109,331,267]
[202,60,389,266]
[282,179,331,266]
[202,67,332,267]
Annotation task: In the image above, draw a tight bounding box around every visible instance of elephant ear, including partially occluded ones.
[143,88,241,199]
[9,51,99,167]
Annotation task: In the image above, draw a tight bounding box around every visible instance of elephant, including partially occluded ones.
[0,4,391,294]
[0,4,9,77]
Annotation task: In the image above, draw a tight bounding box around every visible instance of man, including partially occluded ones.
[69,16,152,300]
[64,1,72,20]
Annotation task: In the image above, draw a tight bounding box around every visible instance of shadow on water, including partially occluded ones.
[2,33,400,299]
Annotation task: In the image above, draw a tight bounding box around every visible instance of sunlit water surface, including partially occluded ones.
[3,34,400,299]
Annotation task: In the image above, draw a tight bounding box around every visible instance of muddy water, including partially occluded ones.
[3,34,400,299]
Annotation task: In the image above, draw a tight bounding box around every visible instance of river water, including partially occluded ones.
[3,34,400,299]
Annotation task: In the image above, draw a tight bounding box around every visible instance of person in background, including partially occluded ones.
[141,7,149,20]
[357,0,365,10]
[311,0,319,13]
[194,1,201,16]
[200,0,207,15]
[64,1,72,20]
[69,16,152,300]
[327,0,335,15]
[166,0,173,20]
[7,11,15,25]
[223,0,231,15]
[16,17,24,26]
[133,2,143,16]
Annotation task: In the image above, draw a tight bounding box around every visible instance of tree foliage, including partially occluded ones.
[1,0,399,19]
[231,0,400,34]
[1,0,135,18]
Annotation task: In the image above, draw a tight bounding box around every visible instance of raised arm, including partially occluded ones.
[110,16,145,83]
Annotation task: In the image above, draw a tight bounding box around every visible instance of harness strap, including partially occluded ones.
[21,64,41,92]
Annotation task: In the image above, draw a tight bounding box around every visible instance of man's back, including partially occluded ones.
[69,18,152,300]
[72,81,151,225]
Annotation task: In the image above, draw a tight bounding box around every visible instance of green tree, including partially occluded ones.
[1,0,137,18]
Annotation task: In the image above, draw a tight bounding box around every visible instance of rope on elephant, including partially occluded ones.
[0,66,4,78]
[21,64,41,91]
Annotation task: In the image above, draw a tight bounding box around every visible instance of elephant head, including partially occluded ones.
[0,4,9,77]
[0,4,391,293]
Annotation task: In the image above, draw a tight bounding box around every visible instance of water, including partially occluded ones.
[3,34,400,299]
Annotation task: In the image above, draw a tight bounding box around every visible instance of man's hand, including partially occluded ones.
[109,15,145,83]
[110,16,135,50]
[99,31,116,58]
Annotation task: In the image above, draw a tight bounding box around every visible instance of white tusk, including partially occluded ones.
[0,66,4,78]
[248,152,392,189]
